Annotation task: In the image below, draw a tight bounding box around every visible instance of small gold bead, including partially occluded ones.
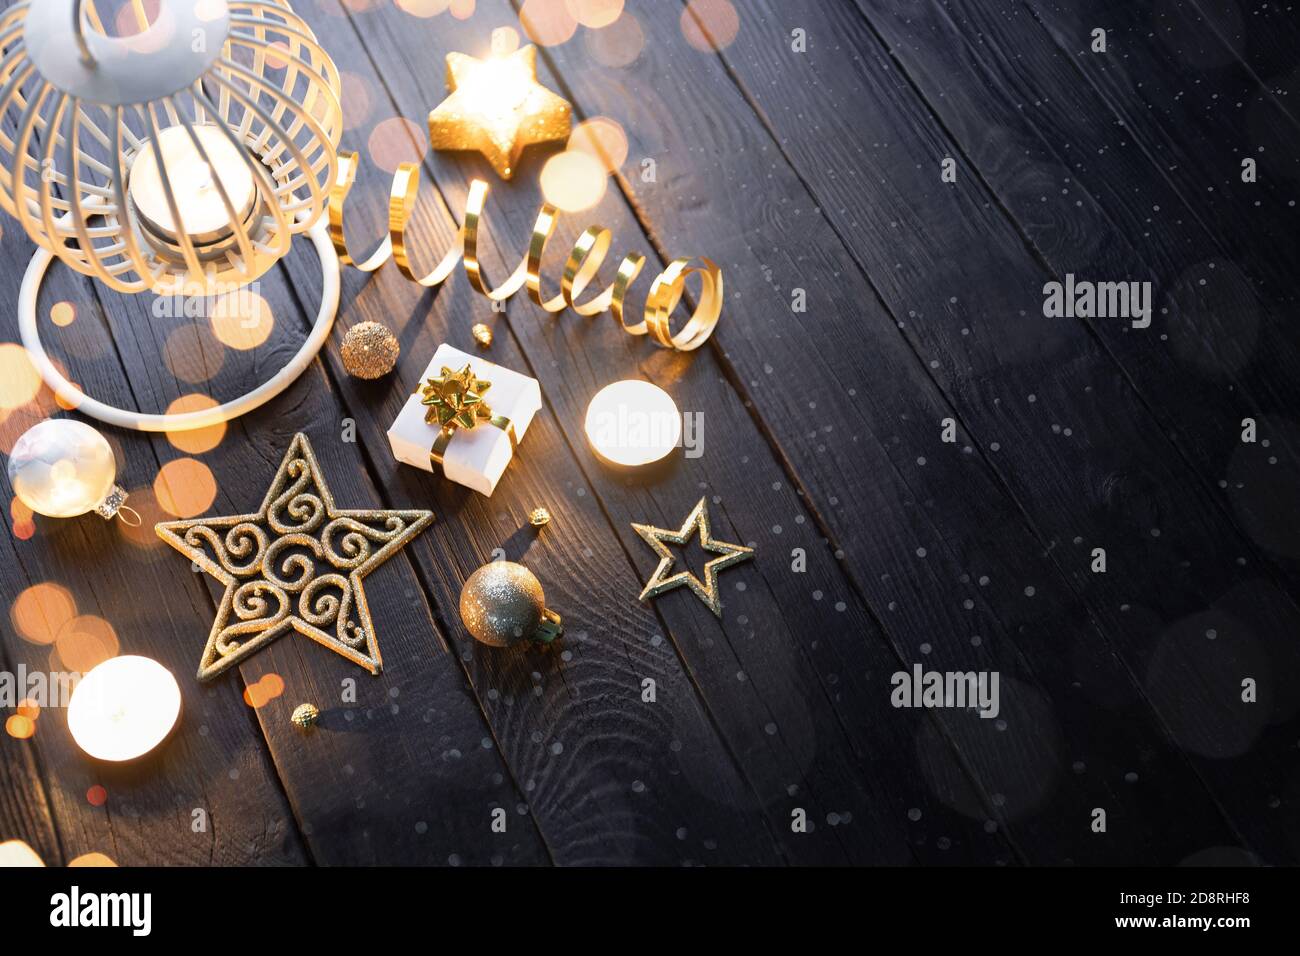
[472,323,493,347]
[291,703,320,730]
[529,507,551,527]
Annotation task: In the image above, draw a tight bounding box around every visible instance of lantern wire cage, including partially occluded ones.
[0,0,345,432]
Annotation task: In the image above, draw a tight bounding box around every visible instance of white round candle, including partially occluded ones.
[584,380,682,467]
[128,124,256,244]
[67,656,181,762]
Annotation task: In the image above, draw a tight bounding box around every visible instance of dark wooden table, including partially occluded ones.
[2,0,1298,866]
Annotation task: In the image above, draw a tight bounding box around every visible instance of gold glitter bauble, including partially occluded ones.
[291,703,320,730]
[459,561,563,648]
[341,321,400,379]
[528,507,550,527]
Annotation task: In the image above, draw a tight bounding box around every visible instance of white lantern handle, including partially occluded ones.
[72,0,93,66]
[19,210,341,433]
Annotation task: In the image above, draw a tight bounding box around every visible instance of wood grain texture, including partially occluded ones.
[328,0,1024,864]
[522,0,1269,863]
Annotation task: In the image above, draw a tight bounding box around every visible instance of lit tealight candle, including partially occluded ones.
[128,124,257,249]
[584,380,682,467]
[67,656,181,762]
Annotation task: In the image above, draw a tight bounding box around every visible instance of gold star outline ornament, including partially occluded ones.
[632,498,754,617]
[156,434,433,681]
[427,44,572,180]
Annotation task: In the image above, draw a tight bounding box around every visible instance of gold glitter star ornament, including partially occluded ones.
[156,434,433,681]
[427,45,572,179]
[633,498,754,617]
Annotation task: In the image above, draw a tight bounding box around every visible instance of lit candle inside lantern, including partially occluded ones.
[128,124,257,249]
[584,380,682,467]
[67,656,181,762]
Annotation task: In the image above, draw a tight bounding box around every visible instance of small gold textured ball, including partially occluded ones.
[472,322,493,347]
[460,561,557,647]
[529,507,551,527]
[341,321,400,379]
[291,703,320,730]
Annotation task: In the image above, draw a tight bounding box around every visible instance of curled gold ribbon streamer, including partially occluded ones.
[328,152,723,351]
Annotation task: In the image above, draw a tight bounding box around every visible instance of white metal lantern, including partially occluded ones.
[0,0,343,431]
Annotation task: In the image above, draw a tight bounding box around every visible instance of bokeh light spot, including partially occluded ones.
[50,302,76,327]
[11,582,77,645]
[0,343,42,410]
[570,117,628,173]
[163,322,226,385]
[86,785,108,807]
[367,117,427,174]
[681,0,739,52]
[520,0,578,46]
[540,150,607,212]
[154,458,218,518]
[55,615,120,673]
[5,715,35,739]
[69,852,118,867]
[164,394,226,454]
[567,0,623,29]
[210,292,273,351]
[396,0,451,16]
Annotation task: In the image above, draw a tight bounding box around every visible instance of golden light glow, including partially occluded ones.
[164,323,226,385]
[116,487,165,551]
[367,117,427,174]
[0,841,44,866]
[11,582,77,645]
[520,0,578,46]
[53,382,83,411]
[55,615,120,673]
[67,656,182,762]
[396,0,451,17]
[540,150,607,212]
[584,380,682,467]
[570,117,628,173]
[50,302,76,327]
[341,72,374,131]
[681,0,740,52]
[5,715,35,739]
[243,672,286,709]
[154,458,218,518]
[0,343,41,410]
[68,853,118,867]
[164,394,226,454]
[449,0,475,18]
[210,292,274,350]
[568,0,623,29]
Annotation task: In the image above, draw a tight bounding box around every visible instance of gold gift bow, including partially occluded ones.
[328,153,723,352]
[419,364,519,475]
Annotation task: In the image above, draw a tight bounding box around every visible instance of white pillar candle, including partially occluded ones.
[584,380,682,467]
[128,124,257,246]
[67,656,181,762]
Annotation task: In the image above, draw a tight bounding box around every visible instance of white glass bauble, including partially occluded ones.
[7,419,127,520]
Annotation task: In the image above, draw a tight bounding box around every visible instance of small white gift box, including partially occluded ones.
[387,344,541,496]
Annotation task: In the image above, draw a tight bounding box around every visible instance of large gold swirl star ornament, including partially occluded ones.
[427,44,572,180]
[632,498,754,618]
[155,434,433,681]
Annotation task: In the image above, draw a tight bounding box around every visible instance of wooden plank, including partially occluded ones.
[0,239,310,865]
[681,0,1300,858]
[274,0,977,868]
[1010,0,1300,577]
[326,0,1016,863]
[501,0,1269,862]
[64,205,557,864]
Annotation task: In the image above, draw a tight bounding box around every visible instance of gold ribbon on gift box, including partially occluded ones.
[420,364,518,474]
[328,154,723,352]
